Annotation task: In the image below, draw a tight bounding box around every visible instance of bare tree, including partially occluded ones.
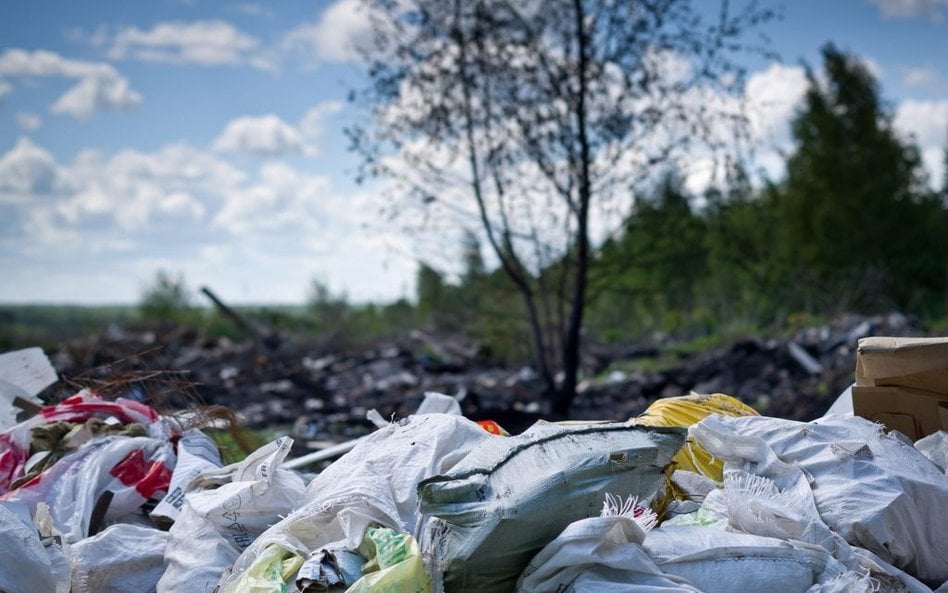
[349,0,777,415]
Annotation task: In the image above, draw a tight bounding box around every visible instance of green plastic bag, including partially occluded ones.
[221,544,304,593]
[345,527,431,593]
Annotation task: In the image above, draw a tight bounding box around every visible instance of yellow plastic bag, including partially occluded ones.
[630,393,758,482]
[345,527,431,593]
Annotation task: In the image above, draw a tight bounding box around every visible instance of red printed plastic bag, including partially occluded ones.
[0,391,161,494]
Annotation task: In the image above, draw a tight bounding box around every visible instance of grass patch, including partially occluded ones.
[206,424,292,465]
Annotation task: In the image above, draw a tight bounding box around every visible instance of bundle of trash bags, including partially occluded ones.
[2,375,948,593]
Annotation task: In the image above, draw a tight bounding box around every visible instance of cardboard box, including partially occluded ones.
[852,337,948,440]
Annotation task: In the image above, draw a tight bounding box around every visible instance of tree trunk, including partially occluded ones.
[553,0,593,417]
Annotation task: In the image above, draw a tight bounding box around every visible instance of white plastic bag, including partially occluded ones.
[0,391,165,495]
[0,347,56,431]
[644,526,865,593]
[70,523,168,593]
[151,428,223,525]
[692,414,948,584]
[219,413,490,591]
[158,436,306,593]
[516,515,702,593]
[914,431,948,474]
[0,501,70,593]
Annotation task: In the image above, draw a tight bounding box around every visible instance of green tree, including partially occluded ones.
[777,44,947,314]
[416,262,453,327]
[701,171,787,325]
[459,229,486,285]
[589,173,707,336]
[307,278,351,333]
[139,270,193,322]
[350,0,776,414]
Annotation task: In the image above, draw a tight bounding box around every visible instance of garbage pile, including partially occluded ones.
[2,345,948,593]
[49,313,921,445]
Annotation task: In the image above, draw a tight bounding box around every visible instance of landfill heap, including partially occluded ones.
[49,313,918,443]
[2,344,948,593]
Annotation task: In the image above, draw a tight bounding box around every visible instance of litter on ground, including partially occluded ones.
[1,344,947,593]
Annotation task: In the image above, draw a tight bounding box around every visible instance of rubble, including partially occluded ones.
[46,313,922,448]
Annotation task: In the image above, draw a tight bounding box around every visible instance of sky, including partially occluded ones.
[1,0,948,305]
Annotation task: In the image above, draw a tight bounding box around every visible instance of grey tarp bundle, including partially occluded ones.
[418,422,686,593]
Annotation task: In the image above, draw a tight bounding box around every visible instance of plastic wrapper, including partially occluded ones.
[151,428,223,525]
[346,527,431,593]
[630,393,758,482]
[4,433,175,542]
[220,544,304,593]
[516,513,701,593]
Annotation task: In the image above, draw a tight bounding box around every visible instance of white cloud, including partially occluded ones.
[212,114,307,155]
[234,3,274,18]
[0,137,412,303]
[866,0,948,20]
[903,67,940,87]
[213,161,333,234]
[51,73,142,118]
[299,100,345,145]
[282,0,374,63]
[15,113,42,131]
[894,99,948,186]
[108,21,275,71]
[860,56,884,80]
[0,48,141,118]
[745,63,808,149]
[211,103,345,156]
[0,79,10,101]
[894,99,948,151]
[51,147,223,230]
[0,137,67,195]
[0,48,112,78]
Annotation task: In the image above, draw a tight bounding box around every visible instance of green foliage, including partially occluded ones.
[583,45,948,342]
[307,279,351,334]
[776,44,948,314]
[139,271,198,324]
[588,173,710,339]
[0,305,138,351]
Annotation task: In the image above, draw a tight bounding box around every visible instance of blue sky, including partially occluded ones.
[1,0,947,304]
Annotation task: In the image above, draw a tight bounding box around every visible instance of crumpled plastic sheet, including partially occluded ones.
[691,414,948,588]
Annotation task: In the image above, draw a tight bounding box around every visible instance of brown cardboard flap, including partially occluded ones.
[870,413,918,440]
[856,337,948,395]
[851,385,948,440]
[939,403,948,432]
